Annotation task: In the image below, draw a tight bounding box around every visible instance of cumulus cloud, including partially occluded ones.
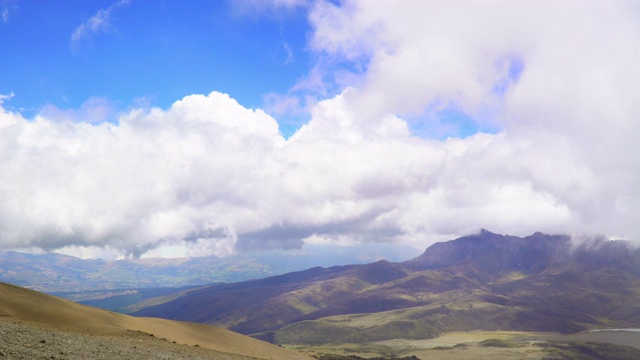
[70,0,130,50]
[0,92,284,257]
[302,0,640,238]
[1,0,639,258]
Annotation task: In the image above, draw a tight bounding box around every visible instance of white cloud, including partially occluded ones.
[39,97,117,125]
[283,42,294,65]
[0,92,14,103]
[1,0,17,23]
[2,1,640,257]
[0,92,285,257]
[301,0,640,238]
[70,0,130,50]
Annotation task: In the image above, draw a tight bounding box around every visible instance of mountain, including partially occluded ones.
[404,230,572,273]
[130,231,640,346]
[0,243,417,293]
[0,281,311,360]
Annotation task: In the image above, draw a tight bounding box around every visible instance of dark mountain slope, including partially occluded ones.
[572,237,640,275]
[404,230,572,274]
[132,264,367,333]
[131,231,640,343]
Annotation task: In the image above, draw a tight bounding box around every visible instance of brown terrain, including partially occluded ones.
[0,282,312,360]
[130,231,640,345]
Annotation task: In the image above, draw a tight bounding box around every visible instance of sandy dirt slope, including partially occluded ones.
[0,282,311,360]
[0,317,261,360]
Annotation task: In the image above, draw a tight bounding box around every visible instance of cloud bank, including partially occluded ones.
[2,0,639,257]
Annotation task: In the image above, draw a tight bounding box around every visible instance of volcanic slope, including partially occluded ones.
[0,281,311,360]
[131,231,640,345]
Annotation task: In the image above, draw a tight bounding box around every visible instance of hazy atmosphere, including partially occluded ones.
[1,0,639,259]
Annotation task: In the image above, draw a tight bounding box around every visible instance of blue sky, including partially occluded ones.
[1,0,311,134]
[0,1,639,259]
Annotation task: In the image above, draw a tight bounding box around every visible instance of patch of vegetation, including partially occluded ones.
[274,321,357,345]
[345,321,439,343]
[274,318,441,345]
[478,338,524,348]
[430,346,454,350]
[430,343,468,350]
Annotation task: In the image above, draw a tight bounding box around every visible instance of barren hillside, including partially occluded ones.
[0,282,311,360]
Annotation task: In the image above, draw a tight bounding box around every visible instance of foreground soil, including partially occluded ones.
[0,317,262,360]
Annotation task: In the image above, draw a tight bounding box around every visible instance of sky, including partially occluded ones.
[1,0,639,259]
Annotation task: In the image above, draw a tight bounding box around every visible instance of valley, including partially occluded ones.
[131,231,640,341]
[0,243,416,293]
[123,231,640,359]
[4,231,640,359]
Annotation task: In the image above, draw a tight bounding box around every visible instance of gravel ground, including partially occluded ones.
[0,318,261,360]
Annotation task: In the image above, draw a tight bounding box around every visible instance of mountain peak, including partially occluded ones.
[403,231,571,275]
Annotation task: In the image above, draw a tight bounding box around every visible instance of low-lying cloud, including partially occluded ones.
[1,1,639,258]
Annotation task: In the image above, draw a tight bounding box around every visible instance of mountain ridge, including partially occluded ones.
[0,243,417,293]
[130,231,640,345]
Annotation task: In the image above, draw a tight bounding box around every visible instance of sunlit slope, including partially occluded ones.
[0,282,311,360]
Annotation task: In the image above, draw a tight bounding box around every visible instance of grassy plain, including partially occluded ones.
[286,330,640,359]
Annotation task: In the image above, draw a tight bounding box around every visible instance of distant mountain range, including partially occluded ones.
[129,231,640,345]
[0,243,417,293]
